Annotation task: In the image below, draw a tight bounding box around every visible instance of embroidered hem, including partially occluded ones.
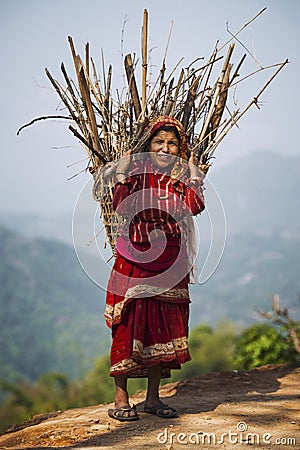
[110,336,190,378]
[105,285,189,327]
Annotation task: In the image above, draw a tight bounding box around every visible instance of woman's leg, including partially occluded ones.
[145,365,162,405]
[113,374,137,418]
[114,374,129,407]
[145,365,177,416]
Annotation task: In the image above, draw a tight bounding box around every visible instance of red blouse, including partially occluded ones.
[113,161,205,244]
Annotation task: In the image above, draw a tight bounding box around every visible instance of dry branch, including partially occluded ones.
[142,9,148,118]
[124,54,142,120]
[17,115,70,135]
[259,295,300,354]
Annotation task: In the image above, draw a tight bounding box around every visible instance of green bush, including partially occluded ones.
[234,322,298,370]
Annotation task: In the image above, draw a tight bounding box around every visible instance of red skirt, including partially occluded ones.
[105,238,191,378]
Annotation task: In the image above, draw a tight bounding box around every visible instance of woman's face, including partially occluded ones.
[149,130,180,169]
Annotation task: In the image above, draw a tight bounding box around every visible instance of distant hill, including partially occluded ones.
[190,232,300,327]
[0,226,109,384]
[210,151,300,236]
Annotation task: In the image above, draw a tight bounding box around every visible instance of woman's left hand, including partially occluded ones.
[188,151,203,180]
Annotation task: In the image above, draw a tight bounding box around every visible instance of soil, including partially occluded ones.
[0,364,299,450]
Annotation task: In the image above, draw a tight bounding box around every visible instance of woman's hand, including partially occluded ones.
[188,151,203,180]
[115,150,132,182]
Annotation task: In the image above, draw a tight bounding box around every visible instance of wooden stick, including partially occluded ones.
[210,63,231,139]
[85,42,90,76]
[163,78,175,115]
[78,63,106,165]
[147,56,184,112]
[218,8,267,52]
[141,9,148,118]
[17,115,70,135]
[124,54,142,120]
[68,36,81,83]
[101,48,107,93]
[229,53,246,85]
[199,43,235,143]
[160,19,173,83]
[90,57,109,123]
[229,61,287,89]
[169,69,184,116]
[181,75,199,130]
[84,56,112,160]
[45,68,78,123]
[104,65,112,120]
[60,62,90,137]
[195,46,219,117]
[60,62,76,99]
[69,125,106,164]
[67,36,92,139]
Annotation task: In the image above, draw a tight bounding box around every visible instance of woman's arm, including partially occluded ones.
[112,178,138,214]
[185,150,205,215]
[184,179,205,215]
[113,149,138,215]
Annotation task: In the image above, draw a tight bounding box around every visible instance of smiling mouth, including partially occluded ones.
[156,153,173,160]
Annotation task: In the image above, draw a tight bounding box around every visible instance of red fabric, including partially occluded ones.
[113,160,205,243]
[110,298,191,378]
[106,242,191,378]
[116,236,183,271]
[105,244,190,328]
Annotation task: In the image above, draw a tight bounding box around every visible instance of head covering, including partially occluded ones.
[145,115,189,181]
[146,115,189,160]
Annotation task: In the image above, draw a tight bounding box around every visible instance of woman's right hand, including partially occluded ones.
[115,150,132,182]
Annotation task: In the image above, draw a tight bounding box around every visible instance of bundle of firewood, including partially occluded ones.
[18,8,287,254]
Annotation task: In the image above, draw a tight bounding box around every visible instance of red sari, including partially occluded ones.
[105,159,204,377]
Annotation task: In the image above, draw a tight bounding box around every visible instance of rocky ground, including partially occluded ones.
[0,364,299,449]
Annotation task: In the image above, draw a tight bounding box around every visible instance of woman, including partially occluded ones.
[105,116,205,421]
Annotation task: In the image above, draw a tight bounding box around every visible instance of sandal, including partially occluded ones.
[108,404,139,422]
[144,403,178,418]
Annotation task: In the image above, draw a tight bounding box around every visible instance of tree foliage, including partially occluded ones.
[170,321,236,382]
[233,322,299,370]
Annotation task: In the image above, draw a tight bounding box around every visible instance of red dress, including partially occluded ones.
[105,159,205,377]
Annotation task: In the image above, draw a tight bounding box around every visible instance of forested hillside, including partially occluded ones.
[191,232,300,327]
[0,226,109,383]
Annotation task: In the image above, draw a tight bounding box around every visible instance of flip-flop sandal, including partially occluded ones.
[144,404,178,418]
[108,405,139,422]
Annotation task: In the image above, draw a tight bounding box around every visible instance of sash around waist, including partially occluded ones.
[116,235,186,272]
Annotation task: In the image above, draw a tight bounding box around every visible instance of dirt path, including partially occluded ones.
[0,364,299,449]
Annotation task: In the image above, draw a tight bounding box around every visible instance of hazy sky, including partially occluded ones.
[1,0,299,215]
